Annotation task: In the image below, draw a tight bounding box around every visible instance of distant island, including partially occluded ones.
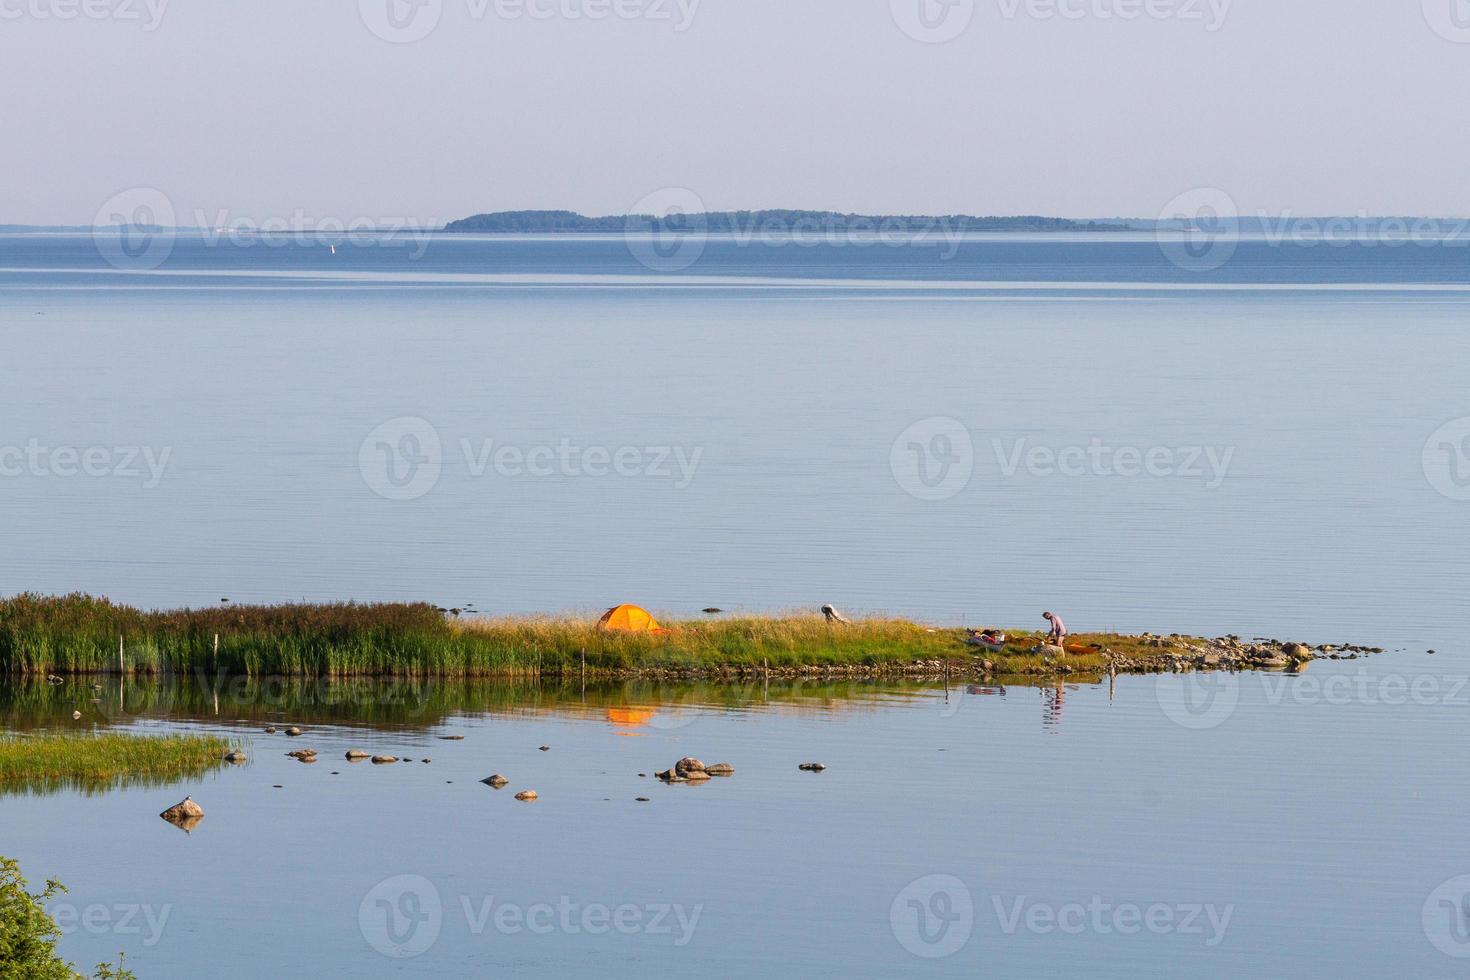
[442,209,1134,234]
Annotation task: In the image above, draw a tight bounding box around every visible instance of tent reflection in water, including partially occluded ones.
[606,707,655,728]
[596,604,667,634]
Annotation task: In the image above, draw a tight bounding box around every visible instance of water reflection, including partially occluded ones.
[0,673,1095,734]
[0,762,228,799]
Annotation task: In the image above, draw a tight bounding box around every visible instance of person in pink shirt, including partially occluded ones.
[1043,611,1066,649]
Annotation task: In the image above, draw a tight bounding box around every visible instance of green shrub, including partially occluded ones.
[0,856,134,979]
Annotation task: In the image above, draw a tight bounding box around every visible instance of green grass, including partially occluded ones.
[0,594,972,676]
[0,593,1215,678]
[0,732,231,789]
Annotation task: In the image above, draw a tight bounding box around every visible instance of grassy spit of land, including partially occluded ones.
[0,594,1381,679]
[0,732,232,788]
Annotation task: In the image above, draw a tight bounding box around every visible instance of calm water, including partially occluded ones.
[3,233,1469,976]
[1,232,1466,643]
[4,658,1469,978]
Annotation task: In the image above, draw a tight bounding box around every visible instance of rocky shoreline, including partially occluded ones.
[557,635,1389,681]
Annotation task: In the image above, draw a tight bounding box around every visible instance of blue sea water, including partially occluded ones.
[2,231,1469,978]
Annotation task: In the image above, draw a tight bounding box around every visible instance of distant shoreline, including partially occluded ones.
[13,211,1470,236]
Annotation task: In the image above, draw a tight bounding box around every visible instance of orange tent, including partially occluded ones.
[597,604,665,633]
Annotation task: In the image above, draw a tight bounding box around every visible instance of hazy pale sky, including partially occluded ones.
[2,0,1468,224]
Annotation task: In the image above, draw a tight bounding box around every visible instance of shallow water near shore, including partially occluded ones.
[3,649,1468,978]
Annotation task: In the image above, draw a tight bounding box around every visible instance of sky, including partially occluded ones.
[2,0,1468,225]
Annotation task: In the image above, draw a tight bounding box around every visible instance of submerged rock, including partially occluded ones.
[798,762,826,772]
[1282,643,1313,660]
[371,755,397,764]
[482,774,509,788]
[514,790,538,801]
[437,735,466,741]
[674,757,706,777]
[539,746,550,752]
[705,763,735,776]
[286,749,317,761]
[286,727,302,737]
[264,726,277,734]
[345,749,371,760]
[223,750,247,764]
